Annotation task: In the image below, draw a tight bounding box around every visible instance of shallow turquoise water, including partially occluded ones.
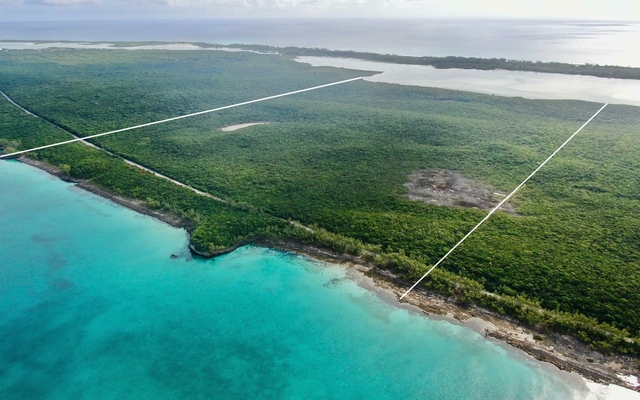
[0,161,594,399]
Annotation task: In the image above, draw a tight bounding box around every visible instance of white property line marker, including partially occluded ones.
[0,77,363,159]
[399,103,608,301]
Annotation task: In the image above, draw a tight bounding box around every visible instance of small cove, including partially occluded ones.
[1,160,634,399]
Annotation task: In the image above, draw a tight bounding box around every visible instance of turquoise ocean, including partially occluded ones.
[0,161,600,399]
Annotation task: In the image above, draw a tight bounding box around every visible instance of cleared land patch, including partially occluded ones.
[220,122,269,132]
[404,169,515,214]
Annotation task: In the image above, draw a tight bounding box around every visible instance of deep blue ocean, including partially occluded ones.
[0,160,602,398]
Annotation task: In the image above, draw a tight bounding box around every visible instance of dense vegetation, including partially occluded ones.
[1,48,638,355]
[228,44,640,80]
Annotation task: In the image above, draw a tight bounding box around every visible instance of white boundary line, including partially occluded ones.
[0,77,363,159]
[399,103,608,300]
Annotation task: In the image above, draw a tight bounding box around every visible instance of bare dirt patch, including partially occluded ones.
[220,122,268,132]
[405,169,515,214]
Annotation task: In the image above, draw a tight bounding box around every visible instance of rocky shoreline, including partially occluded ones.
[258,239,639,392]
[15,156,640,393]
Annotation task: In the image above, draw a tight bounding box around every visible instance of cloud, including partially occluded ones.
[1,0,638,20]
[165,0,437,17]
[150,0,424,8]
[27,0,100,5]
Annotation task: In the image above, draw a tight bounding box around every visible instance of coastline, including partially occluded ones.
[14,156,640,393]
[259,239,639,390]
[18,157,191,231]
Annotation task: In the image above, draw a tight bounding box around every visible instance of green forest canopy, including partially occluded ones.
[1,48,638,354]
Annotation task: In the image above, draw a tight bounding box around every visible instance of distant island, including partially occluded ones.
[222,43,640,80]
[4,39,640,80]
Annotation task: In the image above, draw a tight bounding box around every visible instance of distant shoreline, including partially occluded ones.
[2,18,639,67]
[4,40,640,107]
[14,155,640,393]
[3,39,640,81]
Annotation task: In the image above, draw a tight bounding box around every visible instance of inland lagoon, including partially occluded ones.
[295,56,640,107]
[0,160,629,399]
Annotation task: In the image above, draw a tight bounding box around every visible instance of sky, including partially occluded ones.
[1,0,639,21]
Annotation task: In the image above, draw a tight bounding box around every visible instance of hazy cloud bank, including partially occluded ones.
[1,0,638,20]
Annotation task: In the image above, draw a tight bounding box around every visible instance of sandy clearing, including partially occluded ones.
[220,122,269,132]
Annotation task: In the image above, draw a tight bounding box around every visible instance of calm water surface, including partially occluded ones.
[2,41,638,106]
[1,19,639,66]
[296,56,640,106]
[0,160,618,399]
